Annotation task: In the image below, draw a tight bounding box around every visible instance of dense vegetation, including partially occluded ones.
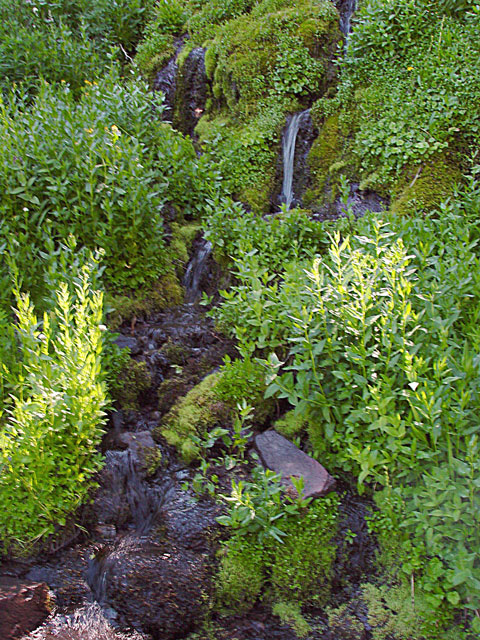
[0,0,479,638]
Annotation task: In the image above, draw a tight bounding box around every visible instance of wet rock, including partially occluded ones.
[117,431,156,464]
[90,537,210,639]
[114,335,140,356]
[273,110,318,211]
[26,546,92,610]
[25,603,146,640]
[174,48,208,137]
[0,578,51,639]
[160,484,221,551]
[255,430,336,498]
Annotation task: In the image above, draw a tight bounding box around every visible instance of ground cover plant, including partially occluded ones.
[0,0,156,95]
[305,0,480,213]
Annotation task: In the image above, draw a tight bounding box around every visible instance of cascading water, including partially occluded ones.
[280,110,312,210]
[338,0,357,37]
[183,238,213,303]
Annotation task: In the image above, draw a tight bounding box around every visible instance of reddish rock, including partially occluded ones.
[0,578,51,639]
[255,430,336,498]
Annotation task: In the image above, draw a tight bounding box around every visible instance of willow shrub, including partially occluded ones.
[263,184,480,621]
[0,71,214,292]
[0,251,108,554]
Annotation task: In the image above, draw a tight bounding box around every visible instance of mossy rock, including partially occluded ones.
[168,221,202,267]
[304,113,342,207]
[107,274,183,329]
[390,154,462,216]
[111,359,152,411]
[157,373,230,462]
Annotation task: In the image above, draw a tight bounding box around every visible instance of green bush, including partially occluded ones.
[0,72,214,292]
[336,0,480,188]
[0,252,107,554]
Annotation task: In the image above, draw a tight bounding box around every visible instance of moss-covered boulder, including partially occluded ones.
[157,373,230,462]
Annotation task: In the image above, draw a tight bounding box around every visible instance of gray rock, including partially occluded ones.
[255,430,336,498]
[113,335,140,356]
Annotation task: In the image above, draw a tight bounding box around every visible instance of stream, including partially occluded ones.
[0,2,383,639]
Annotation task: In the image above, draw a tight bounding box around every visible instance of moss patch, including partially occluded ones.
[111,359,152,411]
[390,154,462,216]
[157,373,230,462]
[106,274,183,330]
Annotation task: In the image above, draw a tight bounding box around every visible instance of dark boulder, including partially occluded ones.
[0,578,51,639]
[89,536,210,639]
[255,430,335,498]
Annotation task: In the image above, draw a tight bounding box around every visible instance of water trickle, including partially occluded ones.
[280,110,311,210]
[183,238,213,303]
[337,0,357,37]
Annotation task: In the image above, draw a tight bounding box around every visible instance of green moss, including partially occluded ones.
[159,338,189,366]
[107,274,183,329]
[157,373,230,462]
[214,355,274,424]
[272,601,311,638]
[362,582,455,640]
[268,495,339,603]
[273,411,308,439]
[391,154,462,216]
[216,535,265,613]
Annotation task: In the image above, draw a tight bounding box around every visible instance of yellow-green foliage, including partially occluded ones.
[391,154,462,216]
[272,601,311,639]
[216,536,265,613]
[160,373,229,462]
[107,274,183,329]
[273,411,308,439]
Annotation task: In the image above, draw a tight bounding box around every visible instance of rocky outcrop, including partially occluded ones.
[255,430,336,498]
[174,48,208,138]
[0,578,51,639]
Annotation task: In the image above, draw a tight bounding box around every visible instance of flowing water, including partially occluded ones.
[338,0,357,37]
[183,238,213,303]
[280,110,311,210]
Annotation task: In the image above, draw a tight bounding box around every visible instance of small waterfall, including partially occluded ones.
[280,110,312,210]
[338,0,357,37]
[183,238,213,303]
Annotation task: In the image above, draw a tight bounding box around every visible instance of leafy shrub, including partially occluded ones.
[0,72,214,292]
[260,179,480,618]
[0,253,107,553]
[337,0,480,187]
